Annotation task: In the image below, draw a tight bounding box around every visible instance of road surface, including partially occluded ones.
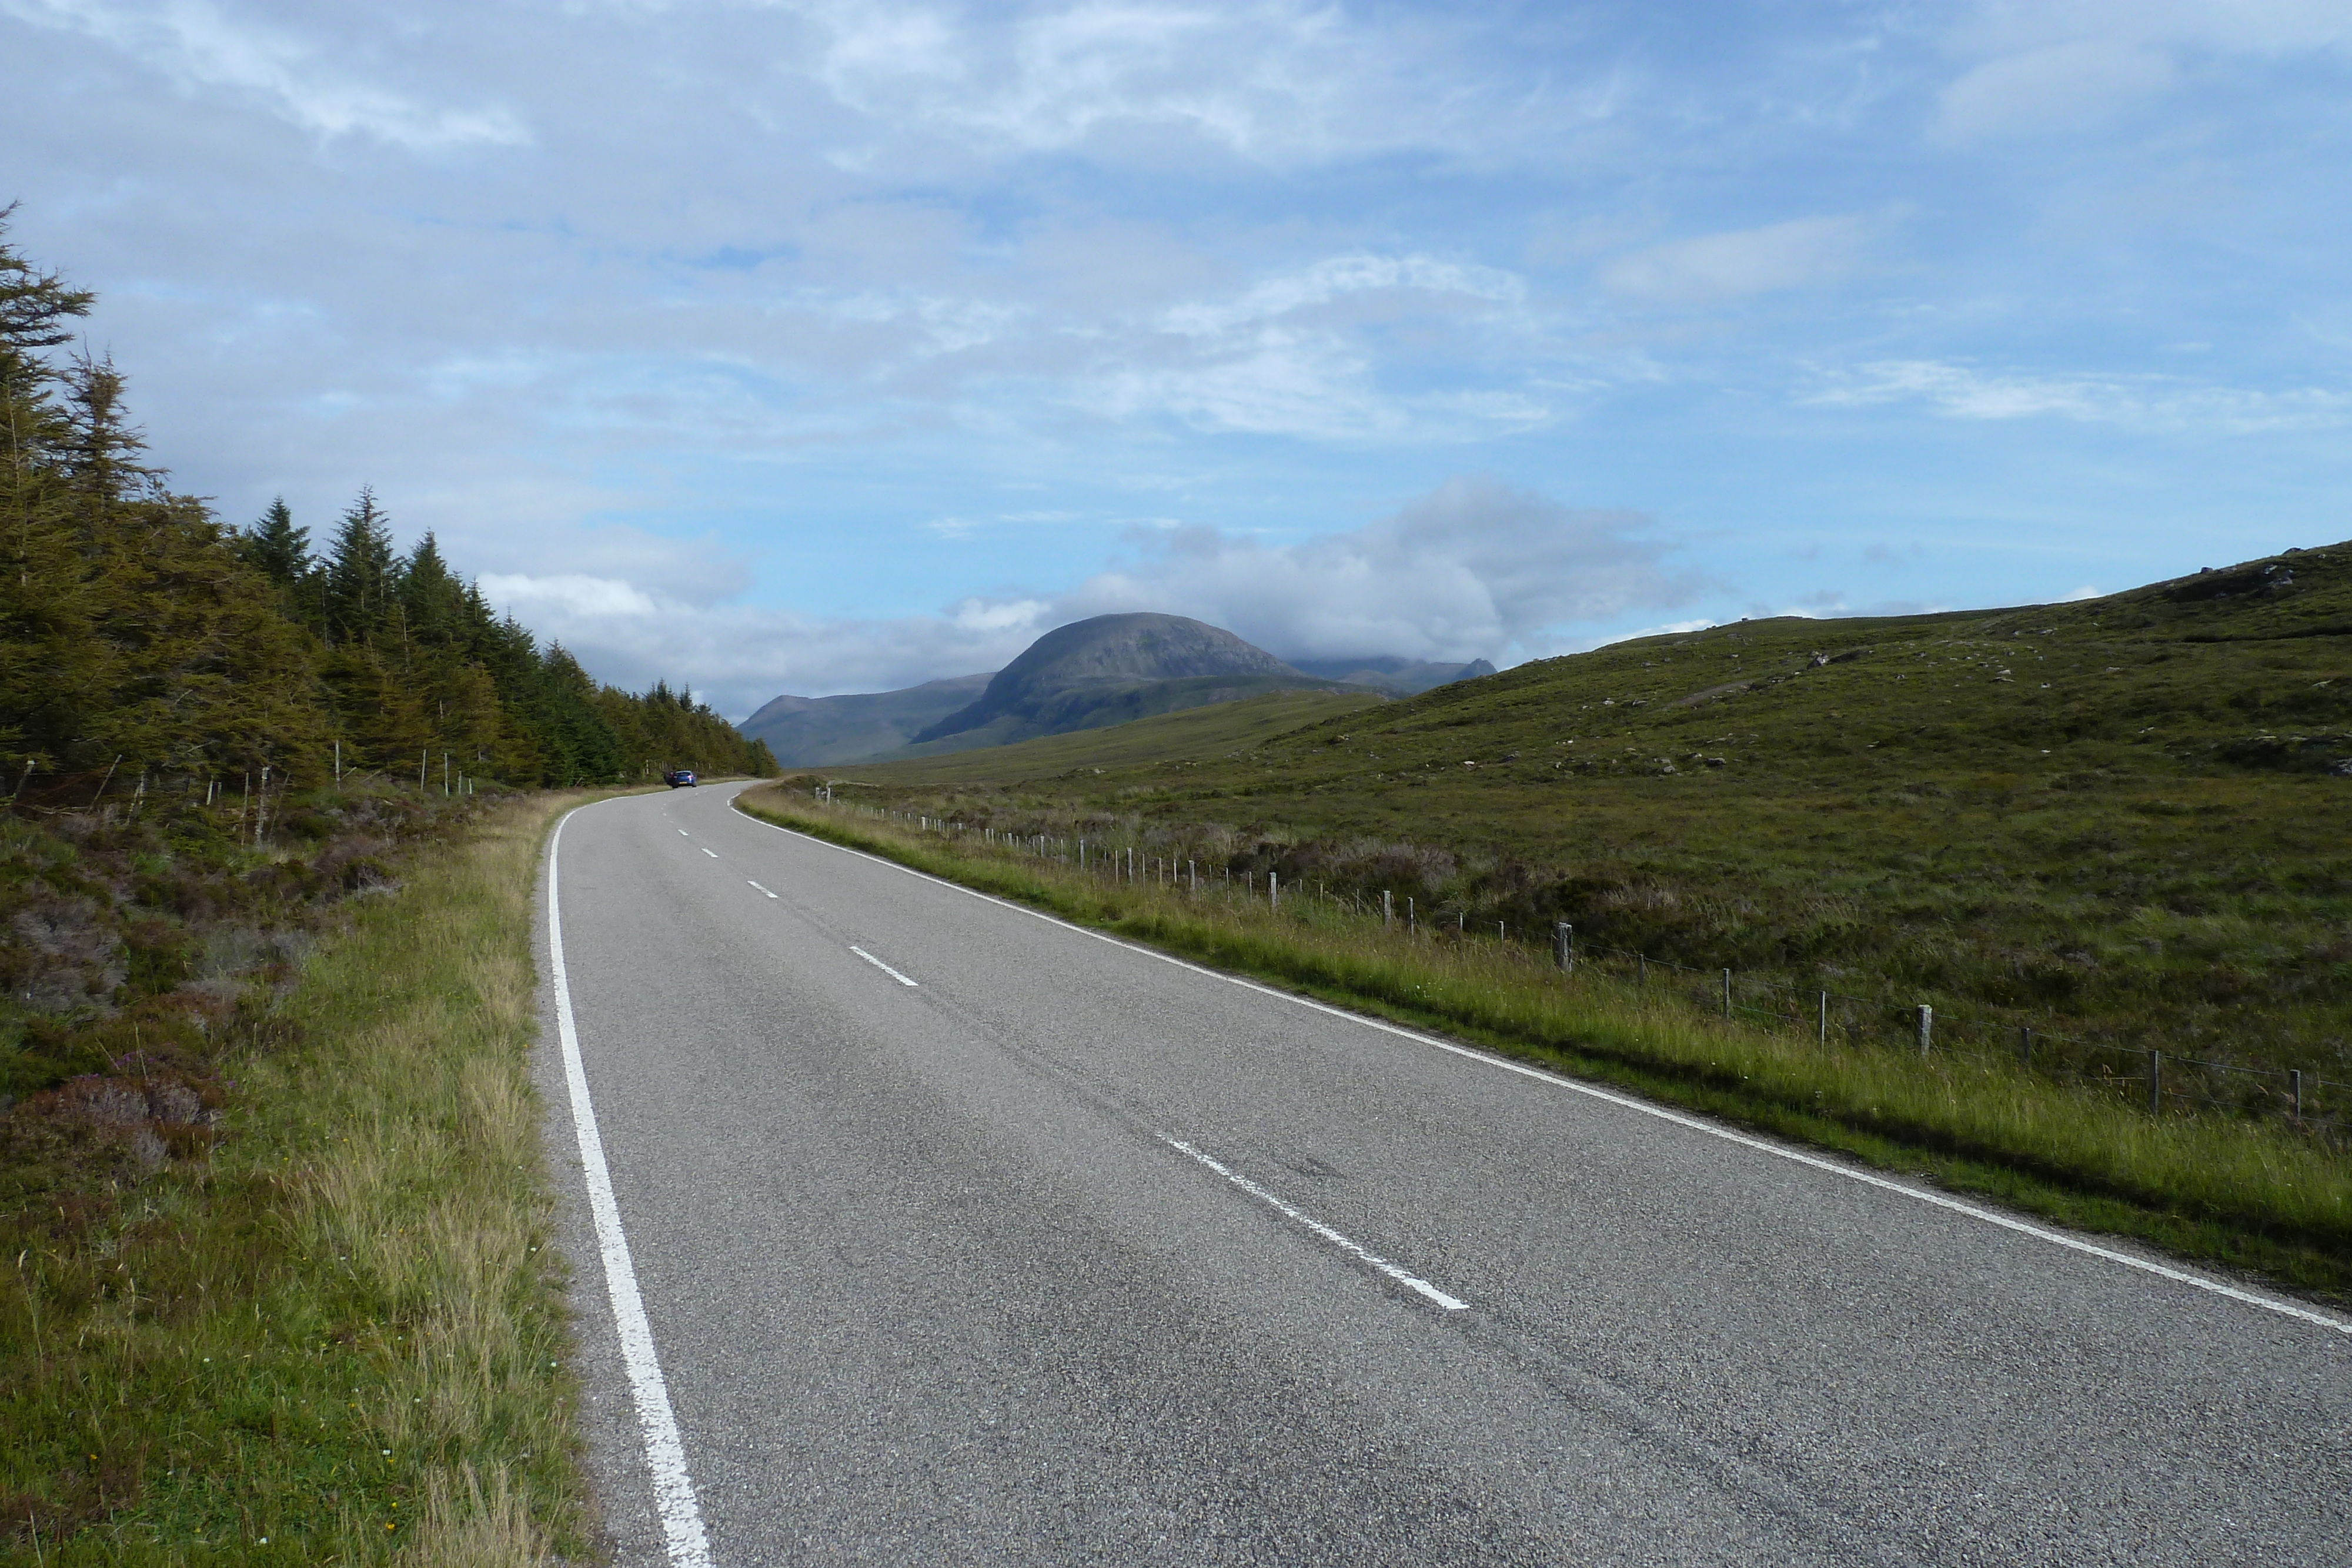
[533,783,2350,1566]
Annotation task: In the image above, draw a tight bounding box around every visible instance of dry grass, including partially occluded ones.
[2,790,598,1565]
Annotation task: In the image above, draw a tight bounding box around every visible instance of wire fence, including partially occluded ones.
[1562,941,2344,1138]
[810,790,2350,1143]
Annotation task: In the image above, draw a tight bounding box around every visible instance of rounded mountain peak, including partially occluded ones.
[993,613,1297,695]
[911,613,1304,744]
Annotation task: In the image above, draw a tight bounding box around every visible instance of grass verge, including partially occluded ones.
[740,786,2352,1307]
[3,790,595,1565]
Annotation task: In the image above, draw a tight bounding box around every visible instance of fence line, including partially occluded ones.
[1559,939,2344,1135]
[805,791,2348,1139]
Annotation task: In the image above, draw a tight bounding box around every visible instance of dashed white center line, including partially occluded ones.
[1160,1135,1469,1311]
[740,798,2352,1339]
[677,829,690,837]
[700,847,717,859]
[747,880,777,898]
[848,945,920,987]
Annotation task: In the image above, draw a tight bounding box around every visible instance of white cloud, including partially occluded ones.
[1809,359,2352,432]
[472,474,1696,715]
[790,0,1599,168]
[1086,252,1549,439]
[1616,618,1718,640]
[950,596,1052,633]
[1935,0,2352,142]
[1056,473,1696,664]
[1599,215,1877,306]
[477,587,1052,718]
[1,0,530,150]
[1936,38,2177,143]
[464,522,751,609]
[1949,0,2352,61]
[1161,253,1525,336]
[480,573,663,618]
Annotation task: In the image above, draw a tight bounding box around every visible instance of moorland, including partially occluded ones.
[797,543,2352,1105]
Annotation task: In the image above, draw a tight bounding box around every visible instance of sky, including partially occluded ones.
[5,0,2348,717]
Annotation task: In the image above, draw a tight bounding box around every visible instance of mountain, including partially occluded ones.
[738,672,994,767]
[736,615,1429,766]
[908,613,1357,750]
[1284,656,1497,695]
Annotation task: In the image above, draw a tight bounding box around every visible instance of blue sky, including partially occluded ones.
[6,0,2348,714]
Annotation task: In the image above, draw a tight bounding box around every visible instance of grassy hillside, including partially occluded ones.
[818,690,1386,785]
[810,543,2352,1108]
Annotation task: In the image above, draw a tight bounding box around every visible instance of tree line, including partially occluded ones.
[1,213,776,798]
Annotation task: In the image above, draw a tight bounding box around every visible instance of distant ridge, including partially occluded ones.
[738,673,993,767]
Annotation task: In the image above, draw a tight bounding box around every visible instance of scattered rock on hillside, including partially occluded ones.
[1672,680,1752,708]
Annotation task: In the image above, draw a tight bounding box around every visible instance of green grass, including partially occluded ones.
[2,792,594,1565]
[804,541,2352,1108]
[740,787,2352,1304]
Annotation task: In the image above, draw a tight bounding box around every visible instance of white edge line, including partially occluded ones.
[1162,1135,1468,1310]
[549,808,717,1568]
[734,793,2352,1338]
[848,944,920,987]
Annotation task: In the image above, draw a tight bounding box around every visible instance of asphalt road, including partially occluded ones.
[534,783,2351,1566]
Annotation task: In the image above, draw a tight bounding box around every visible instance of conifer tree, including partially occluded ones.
[59,352,155,527]
[0,203,93,373]
[399,531,469,648]
[323,487,397,644]
[239,497,310,586]
[1,217,92,775]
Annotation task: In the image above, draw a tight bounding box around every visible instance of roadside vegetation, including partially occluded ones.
[3,217,636,1562]
[2,786,592,1563]
[741,786,2352,1302]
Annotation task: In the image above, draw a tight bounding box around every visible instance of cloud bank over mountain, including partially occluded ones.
[480,474,1697,714]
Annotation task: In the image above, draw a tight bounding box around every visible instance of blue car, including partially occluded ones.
[664,768,697,788]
